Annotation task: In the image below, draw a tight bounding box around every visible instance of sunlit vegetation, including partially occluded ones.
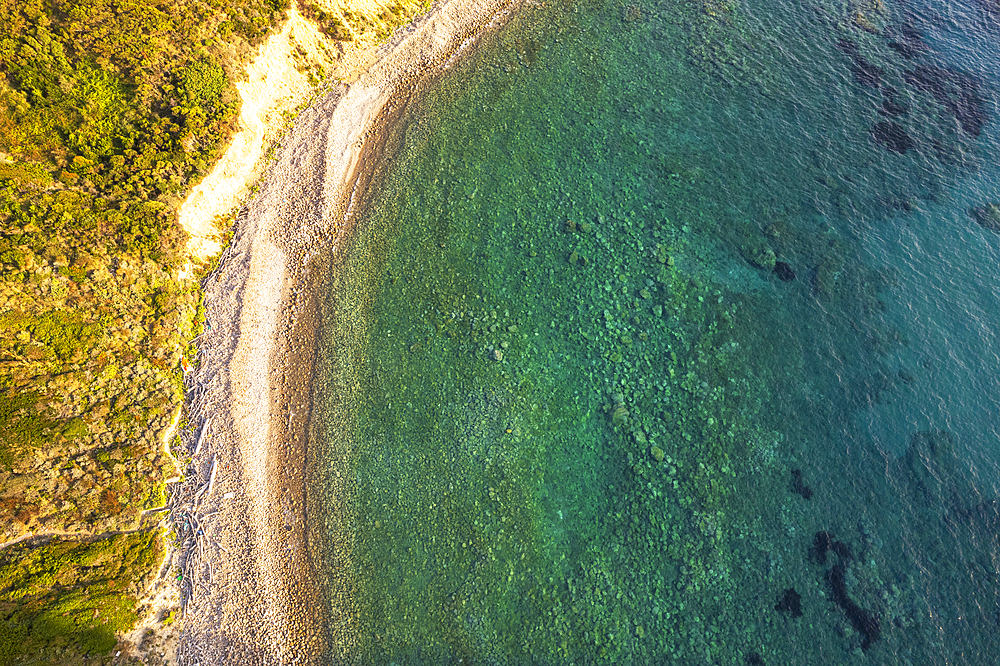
[0,0,288,660]
[301,0,427,44]
[0,531,161,664]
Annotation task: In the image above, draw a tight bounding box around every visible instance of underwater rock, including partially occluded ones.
[879,91,909,118]
[809,530,852,565]
[886,23,928,59]
[902,429,980,510]
[871,121,915,154]
[809,531,833,565]
[746,242,776,271]
[774,262,796,282]
[775,588,803,617]
[791,469,812,499]
[835,37,860,58]
[850,55,884,88]
[904,65,988,137]
[827,562,881,651]
[655,243,669,264]
[807,531,879,650]
[832,540,853,560]
[970,203,1000,232]
[611,406,629,427]
[813,246,846,299]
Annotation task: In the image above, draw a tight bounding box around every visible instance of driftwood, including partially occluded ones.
[206,456,219,498]
[192,483,208,507]
[193,420,209,457]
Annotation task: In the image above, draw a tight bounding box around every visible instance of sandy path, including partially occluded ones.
[177,5,334,266]
[174,1,521,664]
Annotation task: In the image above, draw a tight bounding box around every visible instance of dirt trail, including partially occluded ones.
[177,5,334,268]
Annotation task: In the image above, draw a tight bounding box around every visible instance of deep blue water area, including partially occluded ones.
[308,0,1000,662]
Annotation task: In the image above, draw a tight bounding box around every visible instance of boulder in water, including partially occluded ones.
[774,261,796,282]
[970,203,1000,232]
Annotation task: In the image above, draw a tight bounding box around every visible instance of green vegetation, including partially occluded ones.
[302,0,428,44]
[0,531,161,664]
[0,0,289,660]
[301,2,354,41]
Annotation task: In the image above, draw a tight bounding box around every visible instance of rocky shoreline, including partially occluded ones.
[171,1,521,663]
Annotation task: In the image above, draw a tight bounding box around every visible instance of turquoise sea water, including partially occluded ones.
[308,0,1000,662]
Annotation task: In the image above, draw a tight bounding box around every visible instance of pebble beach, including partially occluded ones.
[171,2,520,663]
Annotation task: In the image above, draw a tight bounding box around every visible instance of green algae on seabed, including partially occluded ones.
[305,2,782,662]
[306,0,941,661]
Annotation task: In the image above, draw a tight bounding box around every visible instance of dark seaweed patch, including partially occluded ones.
[887,24,928,59]
[836,38,883,88]
[790,468,811,497]
[871,121,915,154]
[851,57,884,88]
[810,531,833,565]
[836,38,859,57]
[774,262,796,282]
[827,563,881,650]
[832,540,853,560]
[880,92,909,118]
[904,65,988,137]
[775,588,803,617]
[970,203,1000,232]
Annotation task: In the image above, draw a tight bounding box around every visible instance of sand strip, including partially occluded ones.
[177,5,334,267]
[174,1,520,663]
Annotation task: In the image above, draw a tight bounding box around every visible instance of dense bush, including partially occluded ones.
[0,0,287,661]
[0,531,162,662]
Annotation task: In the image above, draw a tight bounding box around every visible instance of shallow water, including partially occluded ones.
[309,0,1000,662]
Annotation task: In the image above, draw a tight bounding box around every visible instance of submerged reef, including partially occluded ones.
[774,262,796,283]
[904,65,988,138]
[886,24,929,59]
[903,430,976,509]
[818,0,990,181]
[879,90,909,118]
[807,530,880,651]
[871,121,916,154]
[834,38,884,88]
[809,530,853,565]
[790,468,812,499]
[969,203,1000,233]
[809,530,834,565]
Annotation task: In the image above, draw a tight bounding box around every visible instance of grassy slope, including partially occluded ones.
[0,532,162,664]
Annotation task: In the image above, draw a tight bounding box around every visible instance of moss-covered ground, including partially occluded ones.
[0,531,161,664]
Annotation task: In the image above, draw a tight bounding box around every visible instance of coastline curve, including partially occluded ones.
[175,1,522,663]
